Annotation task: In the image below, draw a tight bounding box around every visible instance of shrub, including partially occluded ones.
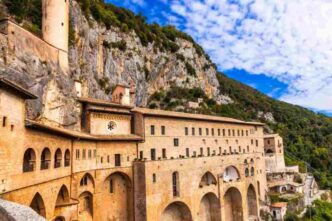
[185,62,196,77]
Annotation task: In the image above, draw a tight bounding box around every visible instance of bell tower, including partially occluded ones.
[42,0,69,52]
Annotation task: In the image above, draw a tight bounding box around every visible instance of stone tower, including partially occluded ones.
[42,0,69,52]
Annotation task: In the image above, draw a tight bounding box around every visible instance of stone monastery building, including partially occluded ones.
[0,1,283,221]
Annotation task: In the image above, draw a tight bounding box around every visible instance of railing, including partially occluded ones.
[40,161,50,170]
[64,159,70,167]
[54,160,62,168]
[23,162,35,172]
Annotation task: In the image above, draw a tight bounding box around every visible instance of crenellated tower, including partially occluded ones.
[42,0,69,52]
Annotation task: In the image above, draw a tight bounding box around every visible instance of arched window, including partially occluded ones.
[41,148,51,170]
[199,172,217,187]
[54,148,62,168]
[172,172,179,197]
[223,166,240,182]
[64,149,70,167]
[244,159,248,164]
[23,148,36,172]
[80,173,94,188]
[250,158,254,163]
[30,193,46,217]
[251,167,255,176]
[245,168,249,177]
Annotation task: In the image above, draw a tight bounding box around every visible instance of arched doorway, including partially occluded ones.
[30,193,46,218]
[247,185,258,218]
[78,191,93,221]
[161,201,193,221]
[23,148,36,172]
[199,193,221,221]
[102,172,133,221]
[223,187,243,221]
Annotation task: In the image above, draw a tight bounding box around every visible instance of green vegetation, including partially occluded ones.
[103,40,127,51]
[185,62,197,77]
[302,200,332,220]
[77,0,209,58]
[3,0,42,36]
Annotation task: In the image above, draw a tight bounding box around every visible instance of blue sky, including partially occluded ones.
[108,0,332,115]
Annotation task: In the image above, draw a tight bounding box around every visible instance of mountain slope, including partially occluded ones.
[1,0,332,187]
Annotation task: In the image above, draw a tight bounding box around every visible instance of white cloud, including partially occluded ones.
[167,0,332,113]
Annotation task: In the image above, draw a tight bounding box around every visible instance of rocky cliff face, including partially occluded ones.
[0,0,231,129]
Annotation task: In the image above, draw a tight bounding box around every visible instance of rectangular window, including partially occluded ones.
[101,157,103,163]
[192,127,195,135]
[162,148,167,158]
[242,130,244,136]
[109,179,113,193]
[186,148,189,157]
[247,146,250,152]
[93,149,97,157]
[218,129,221,136]
[206,128,209,136]
[229,146,232,153]
[228,129,231,136]
[246,130,249,136]
[174,138,179,147]
[199,128,202,136]
[251,139,254,145]
[153,173,156,183]
[151,149,156,160]
[232,129,235,136]
[200,148,203,156]
[207,147,210,156]
[185,127,188,135]
[223,129,226,136]
[151,125,155,135]
[115,154,121,166]
[161,126,166,135]
[88,150,92,159]
[238,130,240,136]
[76,149,80,159]
[82,149,86,159]
[2,116,6,127]
[140,151,143,159]
[256,140,259,147]
[211,128,214,136]
[107,155,110,163]
[219,147,221,154]
[238,146,241,153]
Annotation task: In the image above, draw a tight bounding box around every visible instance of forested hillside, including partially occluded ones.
[2,0,332,188]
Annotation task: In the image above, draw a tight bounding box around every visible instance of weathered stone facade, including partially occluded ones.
[0,77,267,221]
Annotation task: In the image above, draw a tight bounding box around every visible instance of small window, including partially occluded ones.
[172,172,179,197]
[237,130,240,136]
[200,147,203,156]
[107,155,110,163]
[207,147,210,156]
[256,140,259,147]
[228,129,231,136]
[2,116,6,127]
[206,128,209,136]
[192,127,195,135]
[115,154,121,166]
[247,146,250,152]
[219,147,221,154]
[185,127,188,135]
[251,139,254,145]
[218,129,221,136]
[10,125,14,131]
[152,173,156,183]
[82,149,86,159]
[199,128,202,136]
[101,157,103,163]
[238,146,241,153]
[140,151,143,159]
[88,150,92,159]
[76,149,80,159]
[93,149,97,157]
[232,130,235,136]
[174,138,179,147]
[186,148,189,157]
[162,149,167,158]
[151,149,156,160]
[161,126,166,135]
[211,128,214,136]
[150,125,155,135]
[246,130,249,136]
[223,129,226,136]
[242,130,244,136]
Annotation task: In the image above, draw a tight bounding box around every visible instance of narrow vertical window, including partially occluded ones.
[162,149,167,158]
[200,147,203,156]
[151,149,156,160]
[152,173,156,183]
[174,138,179,147]
[192,127,195,135]
[218,129,221,136]
[161,126,166,135]
[115,154,121,166]
[211,128,214,136]
[206,128,209,136]
[172,172,179,197]
[207,147,210,156]
[199,128,202,136]
[2,116,6,127]
[186,148,189,157]
[150,125,155,135]
[109,179,113,193]
[185,127,188,135]
[82,149,86,159]
[140,151,143,159]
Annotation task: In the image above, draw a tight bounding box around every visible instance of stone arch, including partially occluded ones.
[56,185,70,206]
[199,192,221,221]
[247,184,258,218]
[78,191,93,221]
[223,187,243,221]
[80,173,95,188]
[101,172,133,221]
[64,149,70,167]
[30,192,46,218]
[199,172,217,188]
[54,148,62,168]
[23,148,36,172]
[223,166,240,182]
[41,148,51,170]
[160,201,193,221]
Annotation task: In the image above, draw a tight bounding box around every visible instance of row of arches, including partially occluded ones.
[161,185,258,221]
[30,185,70,219]
[23,148,70,172]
